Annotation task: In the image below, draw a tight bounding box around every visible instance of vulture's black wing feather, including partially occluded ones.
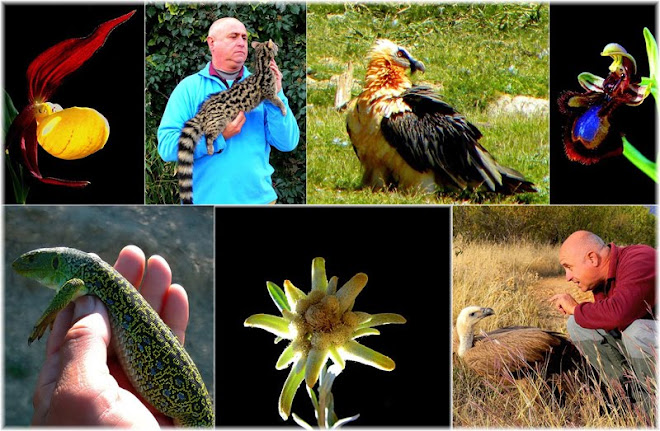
[380,86,535,193]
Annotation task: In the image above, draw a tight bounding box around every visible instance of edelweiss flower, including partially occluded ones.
[558,29,656,165]
[6,10,135,187]
[244,258,406,420]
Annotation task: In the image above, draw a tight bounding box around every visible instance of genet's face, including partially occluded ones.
[208,20,248,71]
[559,246,601,292]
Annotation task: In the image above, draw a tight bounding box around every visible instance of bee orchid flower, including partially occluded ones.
[5,10,135,188]
[558,28,657,177]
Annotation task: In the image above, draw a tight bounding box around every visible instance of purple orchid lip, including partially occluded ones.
[7,10,135,187]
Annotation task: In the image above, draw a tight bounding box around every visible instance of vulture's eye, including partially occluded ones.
[469,312,476,317]
[396,50,405,58]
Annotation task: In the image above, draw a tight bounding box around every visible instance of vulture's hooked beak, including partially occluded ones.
[480,307,495,318]
[410,58,425,75]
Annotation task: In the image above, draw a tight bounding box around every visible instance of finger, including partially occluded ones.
[45,301,75,355]
[161,284,189,345]
[45,297,115,425]
[139,255,172,314]
[33,303,76,424]
[64,296,112,364]
[114,245,146,289]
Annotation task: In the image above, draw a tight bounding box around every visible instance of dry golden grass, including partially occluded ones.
[453,239,564,330]
[452,239,656,427]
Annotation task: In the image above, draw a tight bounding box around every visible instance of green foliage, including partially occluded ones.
[145,3,306,204]
[306,3,549,204]
[453,206,657,245]
[4,90,29,204]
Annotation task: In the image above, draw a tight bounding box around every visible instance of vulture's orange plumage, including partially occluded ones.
[347,40,536,194]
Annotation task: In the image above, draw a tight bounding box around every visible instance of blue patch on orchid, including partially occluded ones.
[573,105,602,144]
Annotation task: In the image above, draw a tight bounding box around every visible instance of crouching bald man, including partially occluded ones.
[549,230,656,409]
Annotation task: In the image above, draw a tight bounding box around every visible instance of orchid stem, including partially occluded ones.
[5,152,29,204]
[622,137,657,182]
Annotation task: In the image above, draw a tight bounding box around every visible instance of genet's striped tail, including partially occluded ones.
[177,118,203,205]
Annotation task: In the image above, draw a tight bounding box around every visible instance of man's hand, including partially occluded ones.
[222,112,246,140]
[31,246,189,427]
[269,59,283,93]
[549,293,579,315]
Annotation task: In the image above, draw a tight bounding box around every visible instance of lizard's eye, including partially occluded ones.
[52,256,59,270]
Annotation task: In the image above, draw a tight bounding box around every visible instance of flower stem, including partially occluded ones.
[622,136,657,182]
[5,152,29,204]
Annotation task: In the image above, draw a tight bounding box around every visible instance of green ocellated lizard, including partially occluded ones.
[12,247,214,427]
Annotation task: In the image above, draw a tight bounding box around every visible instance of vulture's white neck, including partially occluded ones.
[456,320,474,357]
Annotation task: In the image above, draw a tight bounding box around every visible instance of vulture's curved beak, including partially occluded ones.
[481,308,495,317]
[410,58,425,75]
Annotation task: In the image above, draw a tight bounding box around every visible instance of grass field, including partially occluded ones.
[307,3,549,204]
[452,239,656,427]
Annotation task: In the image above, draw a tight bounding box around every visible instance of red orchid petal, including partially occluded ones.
[21,131,90,188]
[37,176,90,188]
[27,10,135,102]
[18,116,45,180]
[6,105,36,151]
[14,106,89,188]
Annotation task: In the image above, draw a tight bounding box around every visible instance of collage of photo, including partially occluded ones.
[2,2,657,428]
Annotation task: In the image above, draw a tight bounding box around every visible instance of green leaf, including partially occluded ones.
[275,342,298,370]
[351,327,380,339]
[622,136,657,183]
[643,27,658,107]
[305,347,330,388]
[3,90,19,139]
[311,257,328,292]
[283,279,307,309]
[5,154,30,204]
[328,346,345,369]
[244,313,292,338]
[267,281,290,312]
[644,27,657,81]
[305,383,319,410]
[335,273,368,313]
[291,413,314,430]
[327,276,338,295]
[356,313,407,329]
[332,414,361,428]
[340,340,395,371]
[279,358,305,420]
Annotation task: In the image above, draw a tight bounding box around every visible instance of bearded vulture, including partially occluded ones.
[346,39,536,194]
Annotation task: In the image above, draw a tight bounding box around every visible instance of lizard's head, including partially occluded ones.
[13,247,80,290]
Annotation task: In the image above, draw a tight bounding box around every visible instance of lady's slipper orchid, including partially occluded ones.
[245,258,406,421]
[558,40,652,165]
[6,10,134,187]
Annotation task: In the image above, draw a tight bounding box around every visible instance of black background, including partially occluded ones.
[215,206,451,426]
[549,4,657,204]
[4,4,145,204]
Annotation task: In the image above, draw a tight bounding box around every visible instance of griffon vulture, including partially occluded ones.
[346,39,536,194]
[454,306,580,380]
